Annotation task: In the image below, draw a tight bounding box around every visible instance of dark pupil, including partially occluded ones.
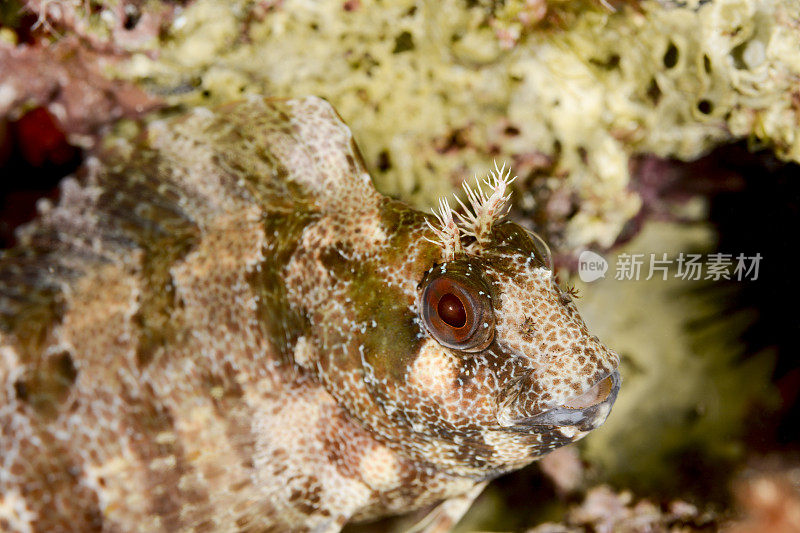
[437,293,467,328]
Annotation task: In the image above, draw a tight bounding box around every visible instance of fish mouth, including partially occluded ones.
[500,370,621,430]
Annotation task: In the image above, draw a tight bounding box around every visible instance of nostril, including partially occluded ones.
[561,375,613,409]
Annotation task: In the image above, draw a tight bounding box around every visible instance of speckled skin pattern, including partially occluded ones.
[0,97,620,532]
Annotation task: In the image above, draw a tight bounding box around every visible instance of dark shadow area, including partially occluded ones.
[698,143,800,450]
[0,107,83,248]
[628,143,799,453]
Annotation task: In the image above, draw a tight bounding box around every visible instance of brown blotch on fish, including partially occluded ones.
[14,350,78,418]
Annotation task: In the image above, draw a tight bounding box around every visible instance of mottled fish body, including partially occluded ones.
[0,97,619,532]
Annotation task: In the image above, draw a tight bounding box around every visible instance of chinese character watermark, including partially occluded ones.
[579,252,762,282]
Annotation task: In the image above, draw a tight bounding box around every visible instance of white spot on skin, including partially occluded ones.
[80,453,155,524]
[408,341,458,397]
[359,445,400,492]
[0,489,37,533]
[558,426,578,439]
[293,335,314,368]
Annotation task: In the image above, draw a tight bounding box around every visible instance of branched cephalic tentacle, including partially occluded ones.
[426,162,517,258]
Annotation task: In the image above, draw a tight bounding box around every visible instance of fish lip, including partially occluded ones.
[503,370,621,430]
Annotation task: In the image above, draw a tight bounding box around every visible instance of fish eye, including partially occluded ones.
[437,293,467,328]
[420,268,495,352]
